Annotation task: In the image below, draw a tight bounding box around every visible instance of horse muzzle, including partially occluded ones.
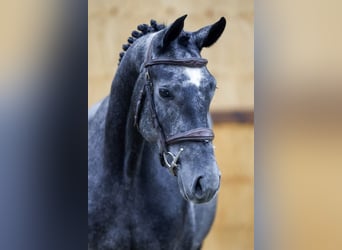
[178,162,221,204]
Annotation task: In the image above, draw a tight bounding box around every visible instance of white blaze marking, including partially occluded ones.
[184,68,203,87]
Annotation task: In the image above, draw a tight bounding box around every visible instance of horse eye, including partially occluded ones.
[159,88,173,99]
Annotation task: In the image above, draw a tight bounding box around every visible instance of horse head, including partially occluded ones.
[133,15,226,204]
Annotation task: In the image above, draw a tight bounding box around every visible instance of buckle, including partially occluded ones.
[163,148,184,176]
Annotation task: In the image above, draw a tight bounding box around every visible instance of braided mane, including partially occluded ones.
[118,19,166,64]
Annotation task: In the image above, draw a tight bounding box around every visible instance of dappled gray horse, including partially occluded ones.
[88,15,226,249]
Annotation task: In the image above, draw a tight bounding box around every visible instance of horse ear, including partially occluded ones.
[194,17,226,49]
[162,14,187,48]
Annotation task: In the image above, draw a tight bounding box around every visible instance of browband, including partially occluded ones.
[144,58,208,68]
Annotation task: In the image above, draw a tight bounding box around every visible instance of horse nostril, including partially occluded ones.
[194,176,204,197]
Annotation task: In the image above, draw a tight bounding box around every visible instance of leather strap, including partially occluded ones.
[166,128,214,145]
[145,58,208,68]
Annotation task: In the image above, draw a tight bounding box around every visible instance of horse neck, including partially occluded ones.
[104,54,140,176]
[123,105,146,180]
[104,37,150,178]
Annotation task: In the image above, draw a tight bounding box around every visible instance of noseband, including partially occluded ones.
[134,37,215,176]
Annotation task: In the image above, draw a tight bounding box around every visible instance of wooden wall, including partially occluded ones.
[203,123,254,250]
[88,0,254,249]
[88,0,253,111]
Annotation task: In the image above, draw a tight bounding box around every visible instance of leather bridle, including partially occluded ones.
[134,36,215,176]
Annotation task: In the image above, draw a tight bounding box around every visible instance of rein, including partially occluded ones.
[134,37,215,176]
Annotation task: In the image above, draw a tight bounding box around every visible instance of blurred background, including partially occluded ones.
[88,0,254,249]
[3,1,342,249]
[3,0,342,249]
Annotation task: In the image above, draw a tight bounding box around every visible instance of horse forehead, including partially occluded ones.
[184,68,203,87]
